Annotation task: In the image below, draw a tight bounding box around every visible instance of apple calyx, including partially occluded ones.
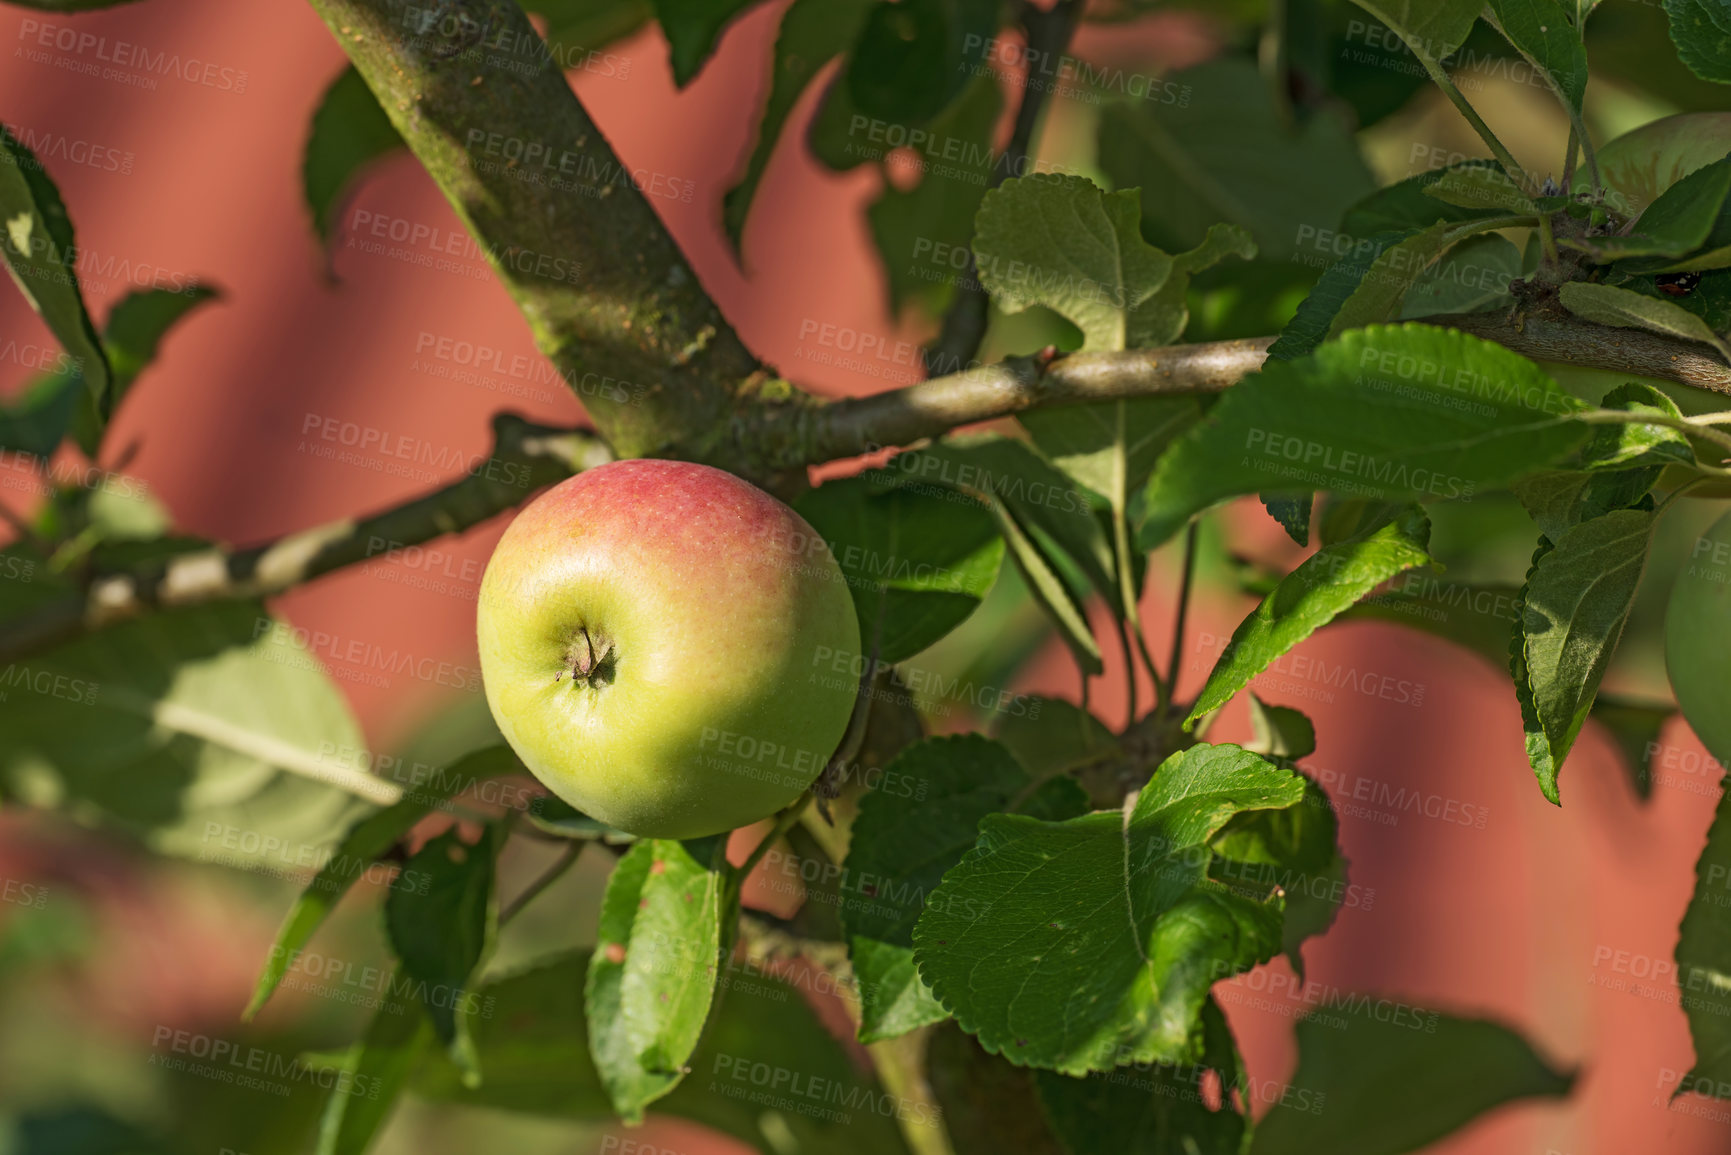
[557,626,616,688]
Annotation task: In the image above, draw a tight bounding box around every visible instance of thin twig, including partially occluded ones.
[0,416,611,666]
[923,0,1086,376]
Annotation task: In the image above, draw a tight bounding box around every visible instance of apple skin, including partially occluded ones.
[477,459,861,838]
[1666,508,1731,766]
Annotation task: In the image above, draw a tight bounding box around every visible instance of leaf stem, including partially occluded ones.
[498,838,581,925]
[1538,213,1560,267]
[1109,402,1159,721]
[1162,520,1200,717]
[1577,409,1731,461]
[736,794,813,882]
[1419,64,1529,190]
[1113,611,1138,729]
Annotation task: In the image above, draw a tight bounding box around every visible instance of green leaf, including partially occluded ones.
[1210,766,1346,980]
[1019,399,1202,511]
[843,0,996,124]
[996,501,1105,677]
[1188,506,1433,725]
[1139,325,1588,549]
[890,437,1110,671]
[314,984,429,1155]
[244,746,521,1021]
[1348,0,1484,66]
[410,952,610,1119]
[992,695,1117,781]
[6,1106,171,1155]
[1624,155,1731,265]
[586,836,728,1122]
[913,743,1304,1075]
[974,176,1253,352]
[1422,164,1538,216]
[0,123,109,407]
[1511,469,1658,540]
[0,374,79,458]
[1341,166,1514,237]
[1590,695,1672,801]
[844,734,1088,1043]
[304,66,404,262]
[1245,693,1317,760]
[1341,577,1524,667]
[1510,538,1559,793]
[1557,280,1731,361]
[1249,1005,1572,1155]
[722,0,876,250]
[1519,508,1655,802]
[1675,785,1731,1095]
[852,937,951,1044]
[1098,58,1375,262]
[70,284,221,456]
[1667,0,1731,84]
[384,824,500,1083]
[796,474,1003,664]
[927,1023,1068,1155]
[1034,999,1249,1155]
[538,0,654,48]
[652,0,765,86]
[1262,494,1314,546]
[99,285,222,403]
[525,792,636,843]
[1486,0,1591,113]
[1266,229,1414,362]
[0,602,371,868]
[1582,381,1696,470]
[416,951,916,1153]
[1273,216,1524,362]
[905,438,1113,597]
[979,191,1245,537]
[1399,233,1524,319]
[1576,156,1731,262]
[869,73,1001,315]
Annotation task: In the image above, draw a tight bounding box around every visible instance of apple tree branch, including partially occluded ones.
[303,0,767,460]
[0,416,610,664]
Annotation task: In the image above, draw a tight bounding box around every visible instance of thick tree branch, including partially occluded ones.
[0,415,610,665]
[8,309,1729,668]
[305,0,765,458]
[1442,310,1731,395]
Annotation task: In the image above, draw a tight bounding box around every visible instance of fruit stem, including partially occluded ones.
[557,626,615,687]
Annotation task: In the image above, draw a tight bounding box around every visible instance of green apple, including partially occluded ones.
[1666,507,1731,766]
[476,459,861,838]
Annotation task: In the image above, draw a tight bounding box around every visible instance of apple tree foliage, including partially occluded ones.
[12,0,1731,1152]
